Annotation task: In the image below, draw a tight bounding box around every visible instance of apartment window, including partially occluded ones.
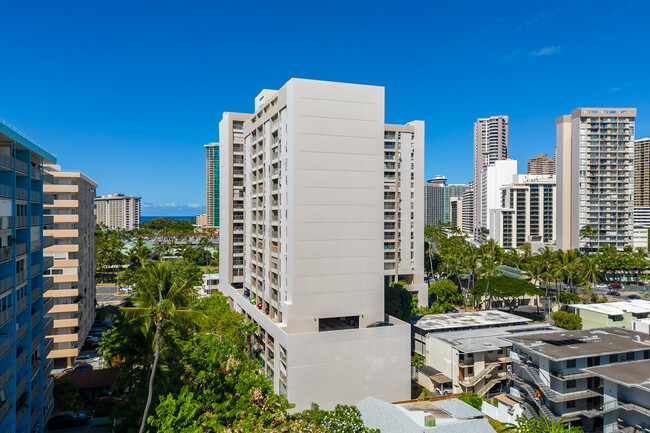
[609,354,618,363]
[566,401,576,409]
[567,380,576,389]
[626,352,635,361]
[467,367,473,375]
[566,359,576,368]
[587,356,600,367]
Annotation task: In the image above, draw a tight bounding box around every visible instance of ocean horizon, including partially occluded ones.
[141,215,196,223]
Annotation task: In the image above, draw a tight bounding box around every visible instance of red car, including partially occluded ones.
[83,341,99,350]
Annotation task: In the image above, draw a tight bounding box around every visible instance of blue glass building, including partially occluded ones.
[0,118,55,433]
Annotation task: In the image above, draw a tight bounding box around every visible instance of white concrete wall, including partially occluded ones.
[283,79,385,333]
[482,160,517,236]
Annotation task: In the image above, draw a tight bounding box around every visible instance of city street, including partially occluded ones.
[96,285,130,306]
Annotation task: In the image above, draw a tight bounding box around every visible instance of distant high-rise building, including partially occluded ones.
[490,174,556,249]
[43,166,97,368]
[527,153,555,175]
[634,138,650,207]
[556,108,636,250]
[94,194,140,230]
[383,123,425,292]
[473,116,509,233]
[445,184,468,222]
[424,176,446,226]
[205,142,219,228]
[461,182,474,233]
[449,197,463,229]
[217,79,415,411]
[0,118,56,431]
[480,159,517,236]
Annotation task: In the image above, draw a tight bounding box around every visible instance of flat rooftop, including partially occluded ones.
[505,327,650,361]
[583,359,650,391]
[413,310,530,332]
[429,323,558,353]
[570,300,650,315]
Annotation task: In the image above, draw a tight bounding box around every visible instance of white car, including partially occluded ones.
[594,284,608,289]
[74,354,101,364]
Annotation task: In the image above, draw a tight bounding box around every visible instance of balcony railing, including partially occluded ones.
[0,305,13,328]
[0,153,14,170]
[17,322,29,342]
[0,246,12,263]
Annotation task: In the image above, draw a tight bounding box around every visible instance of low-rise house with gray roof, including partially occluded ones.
[356,396,496,433]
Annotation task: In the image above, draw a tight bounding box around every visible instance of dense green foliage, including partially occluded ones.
[140,217,196,234]
[551,311,583,330]
[509,416,583,432]
[458,392,483,411]
[474,276,543,312]
[558,292,581,304]
[384,282,416,321]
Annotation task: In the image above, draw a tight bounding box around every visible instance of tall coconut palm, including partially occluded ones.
[479,255,498,310]
[579,225,597,253]
[123,262,202,433]
[581,255,603,288]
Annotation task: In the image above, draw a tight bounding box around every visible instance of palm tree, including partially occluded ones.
[479,256,497,310]
[123,262,202,433]
[537,246,557,323]
[128,238,153,270]
[579,225,597,253]
[581,255,603,288]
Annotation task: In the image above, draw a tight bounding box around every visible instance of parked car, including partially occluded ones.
[85,335,99,343]
[83,341,99,350]
[607,290,621,296]
[74,354,100,364]
[446,307,459,313]
[627,294,642,300]
[595,283,608,289]
[93,320,112,328]
[72,363,93,372]
[47,412,90,429]
[367,321,394,328]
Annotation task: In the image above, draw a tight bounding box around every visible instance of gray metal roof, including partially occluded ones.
[356,397,496,433]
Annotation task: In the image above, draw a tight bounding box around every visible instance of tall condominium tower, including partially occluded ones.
[461,182,474,233]
[445,183,468,223]
[205,142,219,228]
[490,174,556,248]
[634,138,650,207]
[449,197,463,228]
[43,166,97,368]
[94,194,140,230]
[219,112,249,289]
[383,123,425,295]
[556,108,636,250]
[218,79,414,411]
[424,176,446,227]
[0,118,56,432]
[527,153,555,175]
[473,116,509,233]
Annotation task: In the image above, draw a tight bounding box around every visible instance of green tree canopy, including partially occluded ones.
[473,276,543,312]
[551,311,583,330]
[384,282,415,321]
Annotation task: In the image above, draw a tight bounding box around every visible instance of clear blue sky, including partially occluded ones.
[2,0,649,216]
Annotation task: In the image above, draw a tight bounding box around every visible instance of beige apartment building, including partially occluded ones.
[383,123,426,302]
[205,142,219,228]
[218,79,414,411]
[527,153,555,175]
[634,138,650,207]
[43,166,97,367]
[94,193,140,230]
[556,108,636,250]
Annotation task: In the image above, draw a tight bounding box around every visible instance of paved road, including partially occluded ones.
[96,285,130,306]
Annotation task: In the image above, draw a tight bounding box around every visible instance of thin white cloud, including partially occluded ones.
[187,203,201,208]
[529,46,562,56]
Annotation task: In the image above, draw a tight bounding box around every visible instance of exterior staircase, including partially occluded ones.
[513,378,556,420]
[477,377,502,397]
[461,362,500,388]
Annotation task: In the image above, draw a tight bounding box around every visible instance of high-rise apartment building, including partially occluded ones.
[480,159,517,236]
[205,142,219,228]
[217,79,413,411]
[634,138,650,207]
[445,184,468,223]
[556,108,636,250]
[473,116,509,233]
[490,174,556,249]
[383,123,425,295]
[43,166,97,368]
[527,153,555,175]
[461,182,474,234]
[218,112,249,289]
[0,118,56,432]
[449,197,463,229]
[94,194,140,230]
[424,176,446,227]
